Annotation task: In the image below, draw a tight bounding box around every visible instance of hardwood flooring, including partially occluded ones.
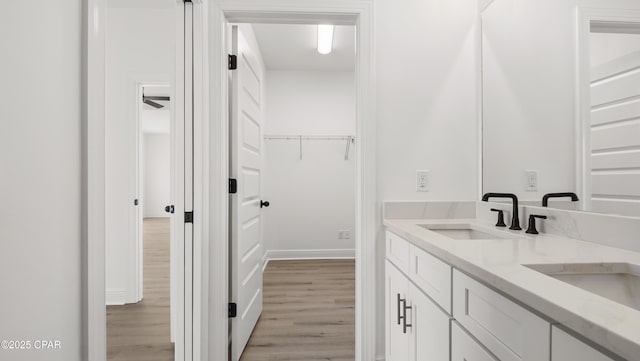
[239,259,356,361]
[107,218,174,361]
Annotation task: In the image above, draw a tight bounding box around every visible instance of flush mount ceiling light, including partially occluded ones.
[317,24,334,55]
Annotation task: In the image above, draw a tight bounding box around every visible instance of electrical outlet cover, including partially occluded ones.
[416,170,430,192]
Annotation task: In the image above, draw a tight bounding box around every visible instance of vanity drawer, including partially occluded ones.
[452,270,550,361]
[452,321,498,361]
[386,231,411,273]
[409,244,452,314]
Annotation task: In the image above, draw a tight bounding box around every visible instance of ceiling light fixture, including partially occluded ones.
[317,24,334,55]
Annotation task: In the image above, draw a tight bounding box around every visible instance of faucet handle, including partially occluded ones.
[490,208,507,227]
[526,214,547,235]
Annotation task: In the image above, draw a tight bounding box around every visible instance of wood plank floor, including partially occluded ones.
[107,218,174,361]
[239,259,355,361]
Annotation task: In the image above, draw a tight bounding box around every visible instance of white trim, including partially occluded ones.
[477,11,484,199]
[264,249,357,261]
[85,0,107,360]
[105,289,127,306]
[575,7,640,212]
[206,1,376,360]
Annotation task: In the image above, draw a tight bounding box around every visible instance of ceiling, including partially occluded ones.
[252,24,355,72]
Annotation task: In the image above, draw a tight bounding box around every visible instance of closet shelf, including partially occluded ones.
[264,135,355,141]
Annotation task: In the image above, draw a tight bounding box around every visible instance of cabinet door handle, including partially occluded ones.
[401,299,412,334]
[396,293,402,325]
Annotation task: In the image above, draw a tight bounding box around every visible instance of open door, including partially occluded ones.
[172,1,193,361]
[229,25,265,361]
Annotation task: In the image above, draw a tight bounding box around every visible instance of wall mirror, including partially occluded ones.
[481,0,640,217]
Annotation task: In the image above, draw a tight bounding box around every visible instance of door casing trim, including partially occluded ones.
[202,0,377,360]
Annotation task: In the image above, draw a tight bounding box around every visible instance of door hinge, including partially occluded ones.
[185,211,193,223]
[229,178,237,194]
[134,199,139,206]
[228,54,237,70]
[228,303,237,318]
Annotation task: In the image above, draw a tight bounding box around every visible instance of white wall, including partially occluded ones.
[144,134,171,217]
[481,0,640,202]
[264,71,356,135]
[0,2,82,360]
[263,71,356,258]
[375,0,481,355]
[105,4,175,304]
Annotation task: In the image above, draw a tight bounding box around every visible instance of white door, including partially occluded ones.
[386,261,410,361]
[230,25,265,361]
[409,283,450,361]
[451,322,497,361]
[588,50,640,216]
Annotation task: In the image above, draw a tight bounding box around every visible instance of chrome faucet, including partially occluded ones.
[481,193,522,230]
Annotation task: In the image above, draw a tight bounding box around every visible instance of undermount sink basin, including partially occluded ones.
[525,263,640,311]
[419,224,511,240]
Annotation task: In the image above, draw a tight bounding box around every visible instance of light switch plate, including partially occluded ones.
[417,170,430,192]
[525,170,538,191]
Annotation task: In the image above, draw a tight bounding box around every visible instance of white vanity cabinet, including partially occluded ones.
[552,327,614,361]
[385,231,451,361]
[409,282,450,361]
[386,260,410,361]
[385,230,554,361]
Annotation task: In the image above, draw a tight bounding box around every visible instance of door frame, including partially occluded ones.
[84,0,191,360]
[575,7,640,211]
[134,81,172,304]
[203,1,376,360]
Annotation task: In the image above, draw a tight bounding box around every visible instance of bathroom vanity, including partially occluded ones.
[384,201,640,361]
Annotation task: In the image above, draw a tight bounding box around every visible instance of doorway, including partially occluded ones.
[94,1,192,360]
[227,23,357,360]
[204,2,376,359]
[105,84,174,361]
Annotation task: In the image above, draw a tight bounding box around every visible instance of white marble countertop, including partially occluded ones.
[384,217,640,360]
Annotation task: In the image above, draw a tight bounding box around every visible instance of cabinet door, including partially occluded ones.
[453,270,550,361]
[409,282,450,361]
[452,322,498,361]
[386,261,410,361]
[552,327,614,361]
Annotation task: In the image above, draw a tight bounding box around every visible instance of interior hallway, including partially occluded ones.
[240,259,356,361]
[107,218,173,361]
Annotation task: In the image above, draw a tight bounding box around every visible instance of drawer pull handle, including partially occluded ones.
[396,293,402,325]
[400,298,412,334]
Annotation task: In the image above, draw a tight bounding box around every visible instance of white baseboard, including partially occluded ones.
[105,289,127,305]
[264,248,355,261]
[376,356,385,361]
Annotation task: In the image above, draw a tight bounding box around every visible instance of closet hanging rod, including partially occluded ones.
[263,135,356,141]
